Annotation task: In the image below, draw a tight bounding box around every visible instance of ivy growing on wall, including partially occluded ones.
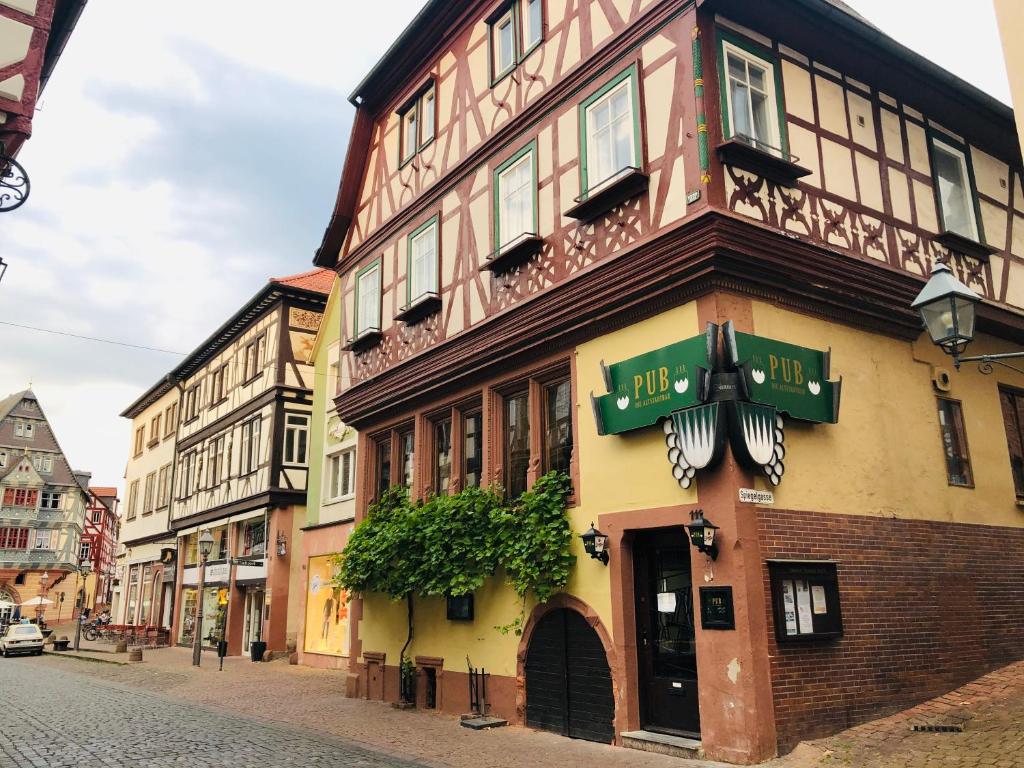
[330,471,575,629]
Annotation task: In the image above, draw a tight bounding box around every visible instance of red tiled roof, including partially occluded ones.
[270,268,335,295]
[90,486,118,497]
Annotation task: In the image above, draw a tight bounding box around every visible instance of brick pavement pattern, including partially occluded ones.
[764,660,1024,768]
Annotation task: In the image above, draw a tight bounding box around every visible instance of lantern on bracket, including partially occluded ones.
[580,523,609,565]
[684,509,719,560]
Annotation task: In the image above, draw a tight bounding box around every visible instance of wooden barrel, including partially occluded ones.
[128,647,143,663]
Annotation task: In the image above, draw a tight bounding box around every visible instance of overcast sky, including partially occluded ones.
[0,0,1013,496]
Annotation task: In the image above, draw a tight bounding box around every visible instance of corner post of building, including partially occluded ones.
[692,292,777,764]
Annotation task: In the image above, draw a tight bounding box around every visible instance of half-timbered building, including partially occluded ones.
[316,0,1024,761]
[80,486,118,615]
[0,0,84,216]
[161,268,332,658]
[0,389,89,626]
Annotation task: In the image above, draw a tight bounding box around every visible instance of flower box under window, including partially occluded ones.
[344,327,383,354]
[716,137,812,187]
[935,231,998,262]
[484,233,543,275]
[565,167,649,222]
[395,292,442,325]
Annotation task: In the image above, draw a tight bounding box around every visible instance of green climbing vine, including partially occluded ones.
[330,471,576,636]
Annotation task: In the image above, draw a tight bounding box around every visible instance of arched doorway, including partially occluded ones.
[524,607,614,744]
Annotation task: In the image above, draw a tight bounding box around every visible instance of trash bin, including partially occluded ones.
[250,641,267,662]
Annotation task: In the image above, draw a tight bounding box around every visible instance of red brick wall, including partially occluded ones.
[758,509,1024,752]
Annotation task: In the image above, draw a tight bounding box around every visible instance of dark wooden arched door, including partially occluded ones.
[525,608,614,743]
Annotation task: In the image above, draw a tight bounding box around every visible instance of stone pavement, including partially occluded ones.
[1,649,729,768]
[764,660,1024,768]
[3,647,1022,767]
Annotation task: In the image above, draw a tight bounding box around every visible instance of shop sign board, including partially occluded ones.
[591,334,711,436]
[724,323,841,424]
[205,563,230,583]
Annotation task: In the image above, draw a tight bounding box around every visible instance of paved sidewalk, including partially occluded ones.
[765,661,1024,768]
[17,648,1024,767]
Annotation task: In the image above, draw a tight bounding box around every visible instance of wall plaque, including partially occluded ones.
[699,586,735,630]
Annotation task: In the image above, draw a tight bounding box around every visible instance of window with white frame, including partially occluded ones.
[143,471,156,514]
[79,540,91,560]
[39,492,62,510]
[33,529,55,550]
[240,415,262,475]
[179,451,197,498]
[399,83,436,164]
[326,449,355,501]
[283,414,309,466]
[408,218,439,304]
[14,421,32,438]
[157,463,171,508]
[721,39,782,155]
[243,335,267,382]
[207,435,227,486]
[32,455,53,474]
[0,451,5,468]
[932,138,981,241]
[582,68,640,193]
[355,261,382,336]
[492,7,516,80]
[495,146,536,249]
[489,0,544,84]
[127,480,139,519]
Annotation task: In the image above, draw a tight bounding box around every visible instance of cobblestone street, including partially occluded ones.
[0,655,429,768]
[1,650,1022,768]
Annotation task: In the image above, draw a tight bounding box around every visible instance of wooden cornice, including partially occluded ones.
[335,211,988,429]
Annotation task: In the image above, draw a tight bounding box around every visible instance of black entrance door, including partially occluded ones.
[634,530,700,736]
[525,608,614,743]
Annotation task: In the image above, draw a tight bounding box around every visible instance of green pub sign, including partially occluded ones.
[591,334,711,436]
[724,322,841,424]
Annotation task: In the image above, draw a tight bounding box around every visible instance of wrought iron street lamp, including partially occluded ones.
[0,143,30,212]
[192,530,215,668]
[913,263,1024,372]
[685,510,720,560]
[581,523,610,565]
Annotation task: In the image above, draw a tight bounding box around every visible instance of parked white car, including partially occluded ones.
[0,623,44,657]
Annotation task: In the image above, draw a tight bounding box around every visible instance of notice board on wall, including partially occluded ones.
[767,560,843,643]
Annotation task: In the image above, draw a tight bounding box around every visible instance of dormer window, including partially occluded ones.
[489,0,545,86]
[398,81,437,166]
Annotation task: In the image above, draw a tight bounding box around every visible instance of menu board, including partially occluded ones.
[768,561,843,642]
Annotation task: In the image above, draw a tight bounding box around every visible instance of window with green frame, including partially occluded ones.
[407,216,439,305]
[398,82,436,166]
[717,31,789,158]
[929,133,984,243]
[354,259,382,336]
[493,141,538,250]
[488,0,545,85]
[578,63,643,195]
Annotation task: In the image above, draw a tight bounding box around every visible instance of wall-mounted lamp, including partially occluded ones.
[685,509,719,560]
[276,531,287,557]
[581,523,609,565]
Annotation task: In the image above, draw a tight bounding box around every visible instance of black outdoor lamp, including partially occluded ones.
[912,262,1024,373]
[198,530,215,561]
[581,523,610,565]
[685,509,719,560]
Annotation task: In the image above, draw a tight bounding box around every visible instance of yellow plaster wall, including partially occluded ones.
[357,302,704,672]
[752,301,1024,528]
